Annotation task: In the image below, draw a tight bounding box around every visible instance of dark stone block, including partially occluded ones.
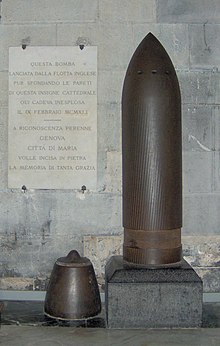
[105,256,203,328]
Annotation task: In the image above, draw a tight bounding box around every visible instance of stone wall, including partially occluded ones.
[0,0,220,293]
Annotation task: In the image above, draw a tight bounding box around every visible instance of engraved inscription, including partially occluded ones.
[8,46,97,189]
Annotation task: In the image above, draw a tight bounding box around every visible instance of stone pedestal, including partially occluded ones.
[105,256,203,328]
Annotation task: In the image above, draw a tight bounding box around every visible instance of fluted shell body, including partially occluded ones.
[122,33,182,266]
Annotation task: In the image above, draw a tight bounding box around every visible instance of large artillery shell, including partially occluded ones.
[122,33,182,266]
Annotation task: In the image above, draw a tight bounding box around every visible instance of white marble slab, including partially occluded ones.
[8,46,97,190]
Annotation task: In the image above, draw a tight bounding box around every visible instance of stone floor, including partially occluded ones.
[0,301,220,345]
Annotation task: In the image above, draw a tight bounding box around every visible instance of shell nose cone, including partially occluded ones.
[124,32,178,80]
[137,32,165,50]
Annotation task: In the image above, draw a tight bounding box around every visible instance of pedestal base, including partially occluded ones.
[105,256,203,328]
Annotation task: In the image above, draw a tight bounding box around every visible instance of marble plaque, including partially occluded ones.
[8,46,97,190]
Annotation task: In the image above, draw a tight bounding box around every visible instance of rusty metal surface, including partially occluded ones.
[122,33,182,266]
[44,250,101,320]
